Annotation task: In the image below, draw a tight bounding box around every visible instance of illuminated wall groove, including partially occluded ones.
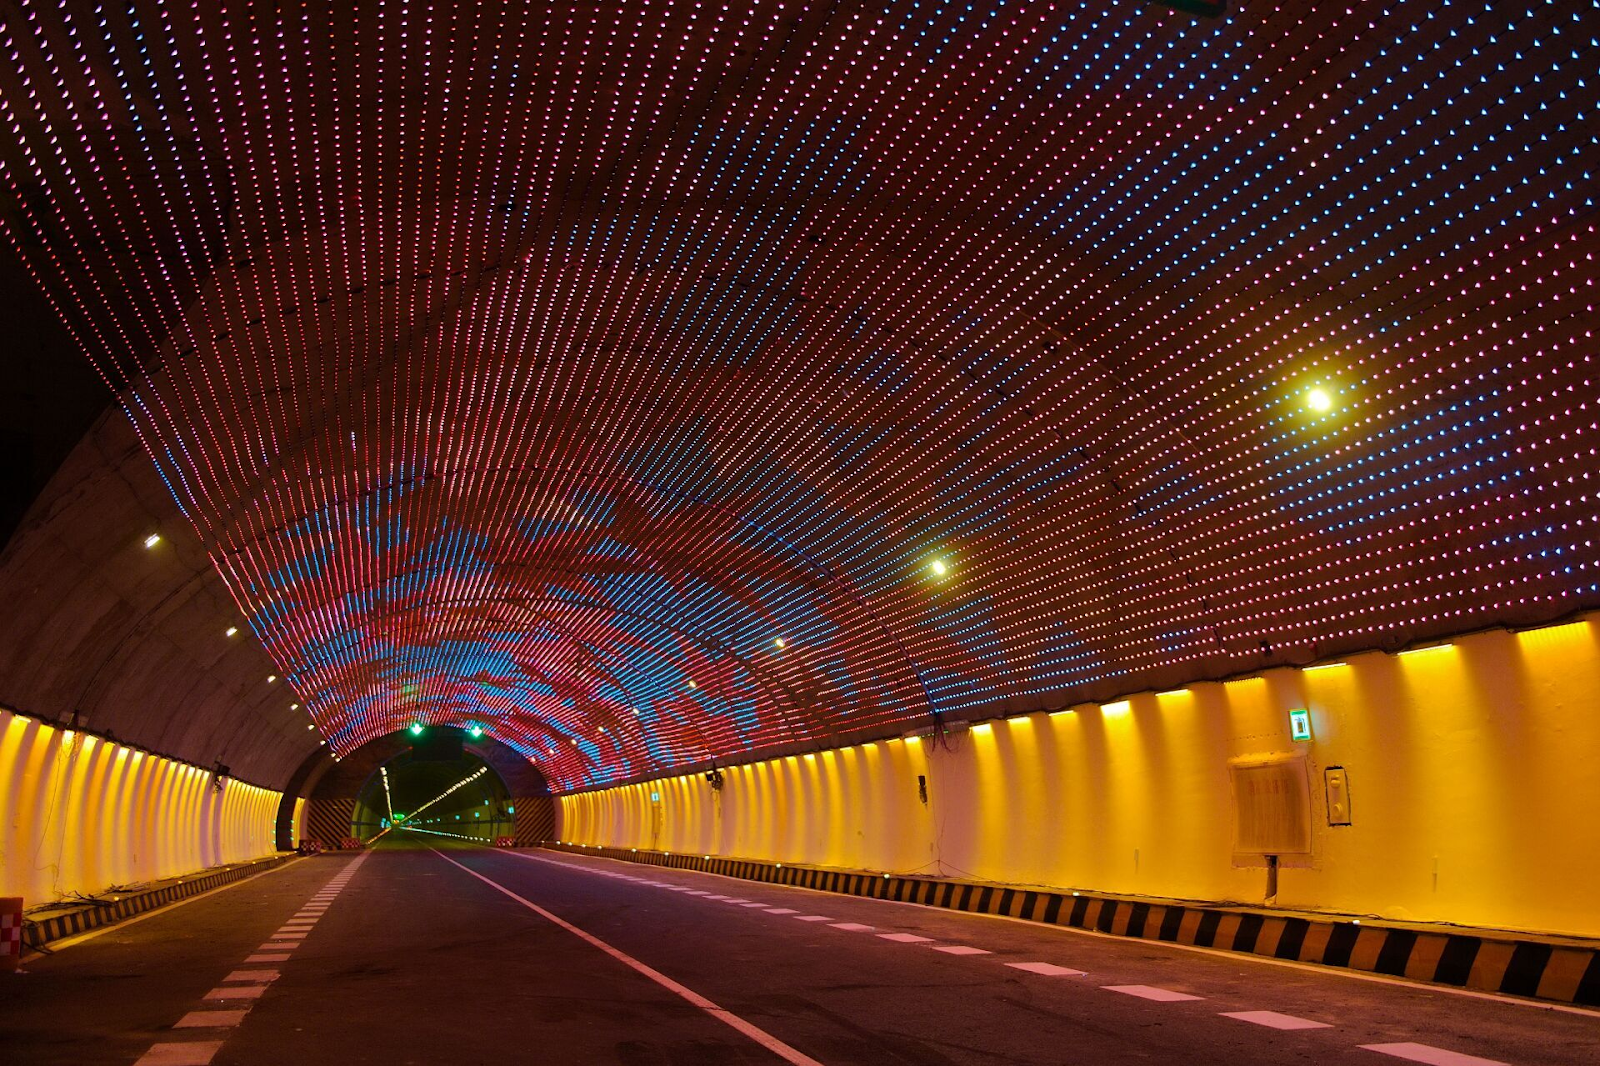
[0,3,1594,790]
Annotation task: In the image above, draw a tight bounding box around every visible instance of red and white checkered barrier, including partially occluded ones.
[494,836,517,848]
[1,897,23,972]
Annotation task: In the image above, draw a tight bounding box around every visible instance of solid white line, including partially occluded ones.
[429,849,826,1066]
[1221,1010,1332,1030]
[1359,1043,1509,1066]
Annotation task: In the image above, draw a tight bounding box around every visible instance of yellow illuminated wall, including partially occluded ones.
[562,615,1600,938]
[0,708,282,904]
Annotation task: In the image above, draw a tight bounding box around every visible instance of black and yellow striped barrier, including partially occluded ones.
[541,842,1600,1006]
[22,854,294,953]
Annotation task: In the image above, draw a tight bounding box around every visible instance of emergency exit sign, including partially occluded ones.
[1289,708,1313,741]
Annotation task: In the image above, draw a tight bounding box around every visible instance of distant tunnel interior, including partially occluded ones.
[353,745,514,845]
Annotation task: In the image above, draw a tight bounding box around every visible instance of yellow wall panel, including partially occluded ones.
[0,708,282,904]
[560,614,1600,938]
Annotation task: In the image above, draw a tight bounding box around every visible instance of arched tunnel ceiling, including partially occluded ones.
[0,2,1595,792]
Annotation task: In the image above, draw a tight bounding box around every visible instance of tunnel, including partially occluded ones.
[0,2,1598,1063]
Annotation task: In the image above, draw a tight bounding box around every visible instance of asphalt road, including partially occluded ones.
[4,835,1597,1065]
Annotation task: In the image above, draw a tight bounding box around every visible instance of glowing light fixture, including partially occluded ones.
[143,533,161,549]
[225,626,238,638]
[468,724,484,738]
[1305,386,1334,413]
[929,558,949,577]
[409,722,424,736]
[266,675,277,683]
[1397,643,1453,658]
[1101,700,1132,716]
[773,637,786,649]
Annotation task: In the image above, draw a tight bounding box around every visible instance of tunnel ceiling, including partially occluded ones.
[0,2,1595,792]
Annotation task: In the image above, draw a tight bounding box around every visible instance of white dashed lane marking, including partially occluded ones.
[533,854,1545,1066]
[223,969,280,983]
[135,1040,226,1065]
[1359,1043,1510,1066]
[1221,1010,1333,1031]
[245,953,291,963]
[173,1010,248,1029]
[1103,985,1203,1002]
[204,985,268,1001]
[1007,962,1088,977]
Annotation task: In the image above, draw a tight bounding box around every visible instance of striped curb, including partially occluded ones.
[541,842,1600,1007]
[22,855,295,952]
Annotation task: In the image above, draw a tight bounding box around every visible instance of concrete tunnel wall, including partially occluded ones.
[1,707,281,904]
[559,614,1600,940]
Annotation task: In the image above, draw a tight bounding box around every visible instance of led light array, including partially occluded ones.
[0,3,1594,790]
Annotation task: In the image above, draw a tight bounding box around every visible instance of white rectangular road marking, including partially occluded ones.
[174,1010,248,1029]
[830,922,875,932]
[429,849,826,1066]
[1103,985,1203,1002]
[740,902,771,908]
[878,932,934,943]
[932,945,992,956]
[135,1041,224,1065]
[261,943,299,952]
[244,954,291,964]
[792,915,833,922]
[765,908,798,915]
[223,969,280,983]
[703,895,733,901]
[204,985,268,1000]
[1008,962,1087,977]
[722,898,751,904]
[1359,1043,1510,1066]
[1221,1010,1332,1031]
[272,930,308,939]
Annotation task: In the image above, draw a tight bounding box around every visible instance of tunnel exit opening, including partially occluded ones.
[353,749,515,845]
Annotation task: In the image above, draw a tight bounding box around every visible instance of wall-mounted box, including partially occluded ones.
[1324,766,1352,826]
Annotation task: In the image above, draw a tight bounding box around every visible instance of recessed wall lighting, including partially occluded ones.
[225,626,238,638]
[143,533,162,549]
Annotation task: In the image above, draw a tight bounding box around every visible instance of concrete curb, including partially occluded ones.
[542,843,1600,1006]
[22,854,295,951]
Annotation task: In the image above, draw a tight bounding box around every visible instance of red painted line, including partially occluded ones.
[430,849,827,1066]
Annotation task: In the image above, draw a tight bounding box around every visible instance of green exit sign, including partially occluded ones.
[1289,708,1313,741]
